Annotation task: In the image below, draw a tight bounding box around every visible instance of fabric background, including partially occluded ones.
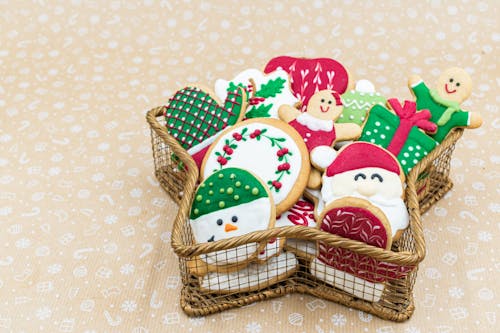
[0,1,498,332]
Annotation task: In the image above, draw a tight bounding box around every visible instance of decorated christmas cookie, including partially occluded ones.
[164,85,247,169]
[275,197,317,259]
[408,67,483,142]
[264,56,352,112]
[190,168,275,267]
[215,68,299,119]
[201,118,310,215]
[256,237,285,263]
[279,90,362,189]
[200,252,298,294]
[310,198,413,302]
[358,98,438,175]
[320,142,409,240]
[338,79,386,126]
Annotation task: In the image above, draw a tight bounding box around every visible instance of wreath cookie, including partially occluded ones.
[201,118,310,215]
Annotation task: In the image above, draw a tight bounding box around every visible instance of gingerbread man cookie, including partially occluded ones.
[279,90,362,188]
[408,67,482,142]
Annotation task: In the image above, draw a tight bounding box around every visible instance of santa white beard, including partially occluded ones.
[320,180,409,237]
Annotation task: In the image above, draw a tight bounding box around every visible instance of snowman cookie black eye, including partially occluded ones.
[354,173,366,181]
[216,219,223,226]
[231,216,238,223]
[371,173,383,182]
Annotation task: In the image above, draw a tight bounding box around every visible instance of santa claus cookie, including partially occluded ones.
[279,90,362,188]
[189,168,275,268]
[264,56,352,112]
[338,79,386,126]
[164,85,247,169]
[215,68,299,119]
[201,118,310,215]
[408,67,482,142]
[319,142,409,241]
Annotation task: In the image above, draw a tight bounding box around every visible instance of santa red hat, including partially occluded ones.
[326,142,402,177]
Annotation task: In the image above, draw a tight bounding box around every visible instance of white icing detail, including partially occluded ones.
[375,121,381,126]
[200,252,297,292]
[355,79,376,94]
[296,113,334,131]
[310,258,384,302]
[311,145,337,170]
[366,131,372,135]
[214,68,299,118]
[187,132,221,155]
[410,79,424,88]
[257,237,283,261]
[380,134,386,139]
[305,133,311,137]
[285,239,316,257]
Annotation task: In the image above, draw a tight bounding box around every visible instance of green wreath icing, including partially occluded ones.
[190,168,268,219]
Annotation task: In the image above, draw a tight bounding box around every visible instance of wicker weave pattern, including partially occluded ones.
[146,106,463,322]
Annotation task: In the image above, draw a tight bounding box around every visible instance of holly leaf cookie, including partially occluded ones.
[264,56,352,112]
[190,167,275,267]
[164,85,247,168]
[215,68,299,119]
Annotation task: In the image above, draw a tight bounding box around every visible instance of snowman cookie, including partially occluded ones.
[338,79,386,126]
[164,85,247,169]
[408,67,482,142]
[215,68,299,119]
[317,142,409,241]
[189,168,275,269]
[201,118,310,215]
[279,90,362,189]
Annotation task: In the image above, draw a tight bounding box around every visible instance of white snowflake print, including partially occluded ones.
[47,264,63,274]
[121,300,138,313]
[35,306,52,320]
[188,317,205,326]
[404,326,421,333]
[97,142,110,151]
[120,263,135,275]
[130,188,143,198]
[91,173,104,182]
[104,215,118,225]
[245,321,262,333]
[331,313,347,326]
[48,167,61,176]
[478,231,492,242]
[15,238,31,249]
[0,206,12,216]
[51,153,64,162]
[448,286,464,299]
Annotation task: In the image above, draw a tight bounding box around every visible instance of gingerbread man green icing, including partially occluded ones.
[408,67,482,142]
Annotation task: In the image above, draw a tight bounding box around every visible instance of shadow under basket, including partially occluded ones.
[146,106,463,322]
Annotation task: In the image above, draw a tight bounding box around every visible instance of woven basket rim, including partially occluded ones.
[146,106,463,268]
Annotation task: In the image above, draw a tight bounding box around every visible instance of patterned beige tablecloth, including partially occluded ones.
[1,1,498,332]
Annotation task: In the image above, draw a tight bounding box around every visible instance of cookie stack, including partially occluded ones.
[163,56,482,300]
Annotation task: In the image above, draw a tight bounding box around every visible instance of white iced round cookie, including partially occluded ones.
[190,168,275,266]
[201,118,310,215]
[215,68,299,119]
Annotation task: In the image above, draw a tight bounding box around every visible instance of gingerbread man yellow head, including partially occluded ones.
[306,90,343,121]
[435,67,472,104]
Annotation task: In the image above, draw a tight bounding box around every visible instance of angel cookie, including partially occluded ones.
[189,168,275,269]
[408,67,482,142]
[164,85,247,169]
[215,68,299,119]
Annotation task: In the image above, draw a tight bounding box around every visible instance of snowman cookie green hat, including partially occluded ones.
[190,167,275,245]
